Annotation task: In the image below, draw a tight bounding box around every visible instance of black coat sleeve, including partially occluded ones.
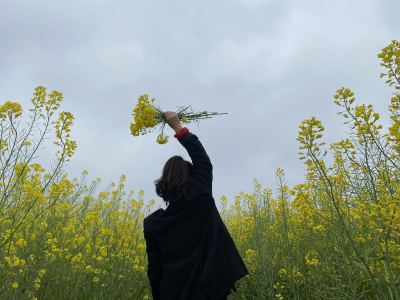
[143,219,162,300]
[177,132,213,194]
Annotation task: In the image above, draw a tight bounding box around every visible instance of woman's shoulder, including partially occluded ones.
[143,208,164,224]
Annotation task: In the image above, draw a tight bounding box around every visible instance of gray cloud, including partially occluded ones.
[1,0,399,209]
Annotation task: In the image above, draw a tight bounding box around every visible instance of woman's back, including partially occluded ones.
[143,113,248,300]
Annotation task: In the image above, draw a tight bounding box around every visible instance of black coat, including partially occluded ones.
[143,132,249,300]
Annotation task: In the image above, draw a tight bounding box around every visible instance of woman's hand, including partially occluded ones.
[163,111,183,133]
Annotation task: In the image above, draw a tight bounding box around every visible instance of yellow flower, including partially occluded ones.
[5,255,25,267]
[0,101,23,120]
[11,281,19,289]
[99,246,107,257]
[130,94,160,137]
[156,133,169,144]
[312,224,324,233]
[39,268,46,277]
[278,268,287,277]
[15,237,27,248]
[305,251,320,266]
[244,249,257,273]
[71,252,84,264]
[275,293,284,300]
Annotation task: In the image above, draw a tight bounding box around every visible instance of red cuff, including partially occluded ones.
[174,127,190,139]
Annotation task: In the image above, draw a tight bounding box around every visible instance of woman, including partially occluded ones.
[143,111,249,300]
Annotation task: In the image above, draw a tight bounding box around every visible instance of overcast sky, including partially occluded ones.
[1,0,399,210]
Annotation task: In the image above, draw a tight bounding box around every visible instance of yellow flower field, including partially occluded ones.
[0,40,399,299]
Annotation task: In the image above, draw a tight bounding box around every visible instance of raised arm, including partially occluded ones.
[163,111,213,193]
[175,128,213,193]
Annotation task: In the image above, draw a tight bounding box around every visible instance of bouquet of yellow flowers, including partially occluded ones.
[129,94,227,144]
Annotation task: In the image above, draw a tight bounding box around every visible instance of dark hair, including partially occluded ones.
[154,155,192,206]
